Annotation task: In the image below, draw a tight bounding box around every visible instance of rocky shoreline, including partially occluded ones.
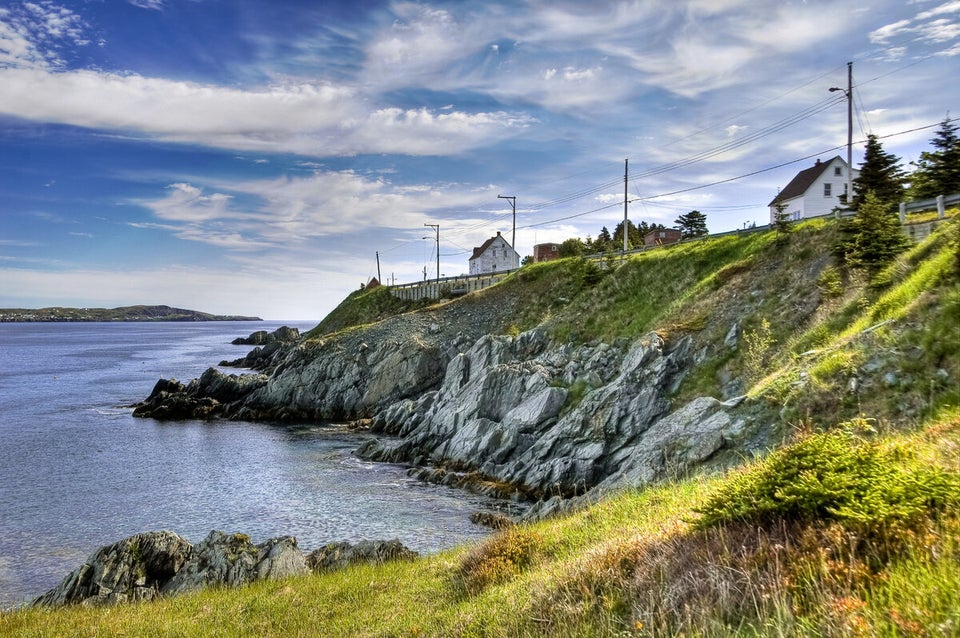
[33,530,417,609]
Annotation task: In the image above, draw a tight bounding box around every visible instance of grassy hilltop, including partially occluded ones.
[5,215,959,637]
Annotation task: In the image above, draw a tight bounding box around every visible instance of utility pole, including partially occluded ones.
[424,223,440,284]
[498,195,516,249]
[623,159,629,253]
[830,61,854,214]
[845,61,853,208]
[375,251,381,283]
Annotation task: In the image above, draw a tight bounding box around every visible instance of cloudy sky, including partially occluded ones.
[1,0,957,320]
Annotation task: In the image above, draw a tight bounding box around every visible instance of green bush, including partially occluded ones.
[694,421,960,538]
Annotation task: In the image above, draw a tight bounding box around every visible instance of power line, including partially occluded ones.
[518,117,957,230]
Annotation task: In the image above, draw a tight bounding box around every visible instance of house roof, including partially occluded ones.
[769,156,844,207]
[470,232,514,260]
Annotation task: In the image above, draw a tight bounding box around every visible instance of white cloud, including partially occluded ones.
[128,0,165,10]
[870,1,960,52]
[0,67,531,156]
[0,1,89,69]
[133,170,504,256]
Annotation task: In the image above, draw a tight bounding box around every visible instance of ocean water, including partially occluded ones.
[0,322,505,608]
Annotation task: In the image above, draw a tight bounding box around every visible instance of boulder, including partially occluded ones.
[33,531,307,608]
[223,327,303,371]
[162,531,306,596]
[304,540,417,573]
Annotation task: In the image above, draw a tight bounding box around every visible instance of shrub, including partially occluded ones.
[743,317,776,381]
[455,528,545,596]
[817,266,844,298]
[694,420,960,539]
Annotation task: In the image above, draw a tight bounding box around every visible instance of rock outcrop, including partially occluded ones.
[222,326,302,371]
[357,329,756,499]
[33,531,306,608]
[132,369,268,420]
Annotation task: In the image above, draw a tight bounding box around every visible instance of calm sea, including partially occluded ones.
[0,321,504,608]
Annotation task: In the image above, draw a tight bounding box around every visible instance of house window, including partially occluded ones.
[824,183,832,197]
[834,166,842,176]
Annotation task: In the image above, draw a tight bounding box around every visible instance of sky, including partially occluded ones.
[0,0,958,320]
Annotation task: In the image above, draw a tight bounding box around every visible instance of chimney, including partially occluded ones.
[815,159,821,165]
[496,231,501,236]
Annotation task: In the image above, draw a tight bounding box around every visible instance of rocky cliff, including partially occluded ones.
[134,290,765,509]
[133,220,960,518]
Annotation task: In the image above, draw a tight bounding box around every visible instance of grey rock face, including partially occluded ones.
[358,329,748,499]
[33,530,307,608]
[223,326,303,370]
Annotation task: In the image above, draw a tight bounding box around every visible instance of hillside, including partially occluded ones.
[313,215,959,434]
[0,305,262,322]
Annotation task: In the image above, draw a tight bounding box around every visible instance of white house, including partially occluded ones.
[769,156,858,222]
[469,231,519,275]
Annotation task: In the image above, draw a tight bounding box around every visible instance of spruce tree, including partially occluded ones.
[841,191,909,274]
[910,117,960,199]
[851,134,905,211]
[675,210,708,239]
[772,202,793,242]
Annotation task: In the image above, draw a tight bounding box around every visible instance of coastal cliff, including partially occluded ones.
[133,219,960,516]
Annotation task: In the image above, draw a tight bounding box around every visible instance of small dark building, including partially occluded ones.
[533,242,560,262]
[643,228,682,247]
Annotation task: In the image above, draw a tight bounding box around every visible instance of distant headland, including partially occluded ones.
[0,305,262,322]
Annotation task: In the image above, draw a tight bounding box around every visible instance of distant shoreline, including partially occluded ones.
[0,305,262,323]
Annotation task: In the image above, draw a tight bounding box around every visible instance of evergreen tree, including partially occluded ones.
[612,220,643,250]
[596,226,613,251]
[558,237,586,258]
[910,117,960,199]
[840,192,909,274]
[852,134,905,211]
[675,210,708,239]
[772,202,793,242]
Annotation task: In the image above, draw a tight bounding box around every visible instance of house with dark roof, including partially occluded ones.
[469,231,519,275]
[768,156,857,223]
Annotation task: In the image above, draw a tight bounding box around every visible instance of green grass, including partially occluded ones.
[5,411,958,637]
[305,285,431,339]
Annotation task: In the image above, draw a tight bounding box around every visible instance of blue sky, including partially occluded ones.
[1,0,957,320]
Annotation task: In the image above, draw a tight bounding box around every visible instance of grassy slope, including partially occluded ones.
[5,410,957,637]
[5,216,959,636]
